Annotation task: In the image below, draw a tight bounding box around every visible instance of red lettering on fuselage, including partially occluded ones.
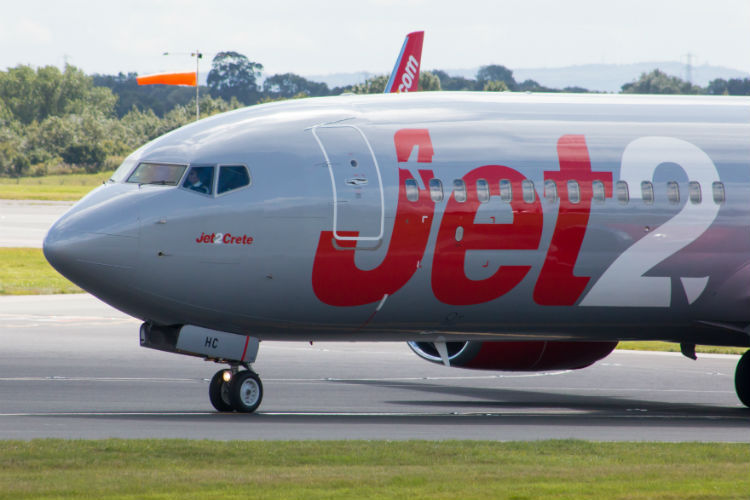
[222,233,254,245]
[195,232,253,245]
[311,129,614,308]
[311,130,436,306]
[196,232,215,243]
[533,135,613,305]
[394,129,434,163]
[432,165,543,305]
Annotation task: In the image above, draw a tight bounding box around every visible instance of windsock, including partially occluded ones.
[136,72,197,86]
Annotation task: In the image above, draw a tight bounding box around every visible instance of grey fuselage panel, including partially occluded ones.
[44,92,750,347]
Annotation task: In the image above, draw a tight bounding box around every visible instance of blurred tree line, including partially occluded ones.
[1,52,749,178]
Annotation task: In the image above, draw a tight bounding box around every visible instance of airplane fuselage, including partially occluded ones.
[46,92,750,349]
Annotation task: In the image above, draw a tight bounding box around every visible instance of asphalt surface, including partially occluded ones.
[0,200,72,247]
[0,294,748,441]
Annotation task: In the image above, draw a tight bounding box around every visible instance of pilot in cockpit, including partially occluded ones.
[185,169,209,194]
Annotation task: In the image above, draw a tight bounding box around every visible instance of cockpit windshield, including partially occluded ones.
[109,156,137,183]
[126,162,187,185]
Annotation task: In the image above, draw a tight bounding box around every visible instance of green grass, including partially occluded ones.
[0,248,82,294]
[0,171,114,201]
[618,341,747,355]
[0,440,747,499]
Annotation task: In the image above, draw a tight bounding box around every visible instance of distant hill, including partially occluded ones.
[305,62,750,93]
[303,71,377,89]
[513,62,749,93]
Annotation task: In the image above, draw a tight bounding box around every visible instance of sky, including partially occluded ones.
[2,0,749,80]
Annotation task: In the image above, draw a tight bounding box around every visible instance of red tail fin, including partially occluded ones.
[384,31,424,93]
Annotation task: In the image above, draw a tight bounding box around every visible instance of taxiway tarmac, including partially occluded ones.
[0,200,72,247]
[0,294,747,440]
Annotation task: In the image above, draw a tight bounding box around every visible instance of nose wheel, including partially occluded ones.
[209,368,263,413]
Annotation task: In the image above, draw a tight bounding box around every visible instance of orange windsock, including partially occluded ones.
[136,72,197,86]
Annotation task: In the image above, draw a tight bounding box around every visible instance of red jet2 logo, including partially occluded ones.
[312,129,720,309]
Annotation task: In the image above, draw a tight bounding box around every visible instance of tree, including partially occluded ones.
[706,78,750,96]
[0,63,236,176]
[61,143,106,170]
[562,86,590,93]
[0,99,12,124]
[351,74,389,94]
[207,52,263,105]
[483,80,509,92]
[476,65,517,91]
[517,79,559,92]
[621,69,701,95]
[418,71,441,91]
[432,70,478,90]
[0,64,116,124]
[350,71,441,94]
[93,72,201,117]
[0,141,29,177]
[263,73,330,98]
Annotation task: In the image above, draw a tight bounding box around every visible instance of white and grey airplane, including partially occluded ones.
[44,90,750,413]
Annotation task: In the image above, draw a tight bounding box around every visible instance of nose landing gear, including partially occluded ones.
[209,366,264,413]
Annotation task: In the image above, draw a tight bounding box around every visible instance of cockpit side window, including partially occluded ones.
[182,166,215,195]
[127,162,186,185]
[218,165,251,195]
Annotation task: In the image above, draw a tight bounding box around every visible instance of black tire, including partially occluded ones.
[209,370,234,412]
[736,350,750,408]
[229,370,263,413]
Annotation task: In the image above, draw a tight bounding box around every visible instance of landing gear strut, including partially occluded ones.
[209,367,264,413]
[736,350,750,408]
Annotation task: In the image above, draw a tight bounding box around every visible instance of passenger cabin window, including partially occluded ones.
[405,179,419,202]
[688,181,701,204]
[429,178,444,202]
[182,166,214,195]
[453,179,467,202]
[499,179,512,202]
[567,180,580,204]
[218,165,251,195]
[641,181,654,204]
[666,181,680,204]
[592,180,605,203]
[616,181,629,204]
[712,181,726,204]
[522,180,535,203]
[127,162,186,186]
[476,179,490,203]
[544,180,557,203]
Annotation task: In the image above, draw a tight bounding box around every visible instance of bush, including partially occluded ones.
[61,143,107,172]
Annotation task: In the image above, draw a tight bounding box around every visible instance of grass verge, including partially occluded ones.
[0,248,82,295]
[618,341,747,355]
[0,440,747,500]
[0,171,114,201]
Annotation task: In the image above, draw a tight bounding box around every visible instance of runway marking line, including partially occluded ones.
[0,375,737,394]
[0,411,746,421]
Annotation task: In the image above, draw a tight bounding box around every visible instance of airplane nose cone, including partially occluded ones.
[44,202,139,297]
